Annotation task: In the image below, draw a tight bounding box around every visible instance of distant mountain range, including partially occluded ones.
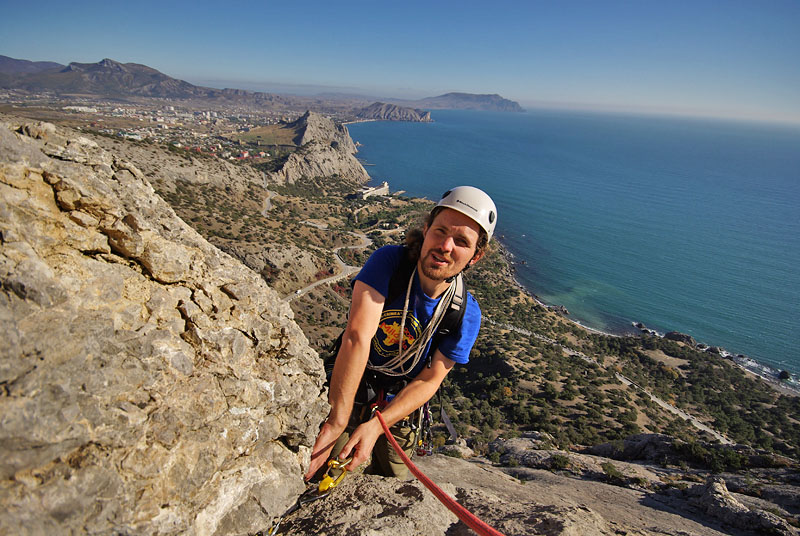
[0,55,524,112]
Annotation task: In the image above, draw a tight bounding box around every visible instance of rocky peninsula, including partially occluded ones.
[355,102,433,122]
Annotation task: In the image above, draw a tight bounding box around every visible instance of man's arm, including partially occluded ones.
[337,349,456,470]
[304,280,384,480]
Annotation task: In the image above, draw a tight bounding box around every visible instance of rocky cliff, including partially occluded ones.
[290,111,357,154]
[270,111,370,185]
[0,117,328,535]
[355,102,433,122]
[279,451,798,536]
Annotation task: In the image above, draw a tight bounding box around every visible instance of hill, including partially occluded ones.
[0,55,64,75]
[413,92,525,112]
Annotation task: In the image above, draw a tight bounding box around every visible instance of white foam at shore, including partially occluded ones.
[502,244,799,394]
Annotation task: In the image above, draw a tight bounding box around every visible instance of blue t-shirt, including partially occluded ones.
[353,245,481,379]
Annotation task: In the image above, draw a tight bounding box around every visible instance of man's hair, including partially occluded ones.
[405,206,489,266]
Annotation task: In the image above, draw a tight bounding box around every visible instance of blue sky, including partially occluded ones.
[2,0,799,123]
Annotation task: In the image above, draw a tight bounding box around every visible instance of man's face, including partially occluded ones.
[419,208,484,282]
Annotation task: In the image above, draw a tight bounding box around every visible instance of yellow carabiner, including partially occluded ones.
[317,457,352,493]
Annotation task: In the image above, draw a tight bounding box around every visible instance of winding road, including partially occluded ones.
[285,230,372,302]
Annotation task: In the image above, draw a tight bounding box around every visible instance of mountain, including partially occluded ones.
[1,56,523,115]
[412,92,524,112]
[0,55,64,75]
[0,56,291,106]
[2,57,217,98]
[270,110,370,184]
[355,102,432,122]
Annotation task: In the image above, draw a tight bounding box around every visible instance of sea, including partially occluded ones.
[347,109,800,383]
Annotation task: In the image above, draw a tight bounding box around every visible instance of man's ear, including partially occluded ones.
[469,249,485,266]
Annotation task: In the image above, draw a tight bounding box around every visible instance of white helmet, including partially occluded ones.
[436,186,497,241]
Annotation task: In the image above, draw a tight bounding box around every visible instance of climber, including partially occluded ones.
[304,186,497,480]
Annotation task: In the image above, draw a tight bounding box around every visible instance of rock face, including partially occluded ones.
[585,433,676,463]
[355,102,433,122]
[291,110,357,154]
[683,477,797,535]
[665,330,697,346]
[271,111,369,185]
[220,242,321,294]
[280,455,746,536]
[0,117,328,535]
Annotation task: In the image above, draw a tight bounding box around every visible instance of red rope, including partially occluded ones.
[374,410,506,536]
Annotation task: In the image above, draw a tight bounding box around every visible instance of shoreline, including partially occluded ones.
[495,238,800,396]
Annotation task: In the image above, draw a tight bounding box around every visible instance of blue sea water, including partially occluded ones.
[347,110,800,378]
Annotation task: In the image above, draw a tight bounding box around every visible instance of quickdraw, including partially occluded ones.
[415,402,434,457]
[260,457,352,535]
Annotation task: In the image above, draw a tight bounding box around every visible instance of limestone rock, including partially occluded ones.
[279,455,741,535]
[687,477,797,535]
[271,142,370,185]
[271,112,369,185]
[665,330,697,346]
[291,110,357,154]
[219,242,320,294]
[438,438,474,459]
[0,116,328,535]
[585,433,675,463]
[489,435,660,486]
[89,135,267,197]
[355,102,433,122]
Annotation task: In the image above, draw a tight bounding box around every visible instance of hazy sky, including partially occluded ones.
[2,0,799,123]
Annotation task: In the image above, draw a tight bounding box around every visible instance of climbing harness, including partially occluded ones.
[261,457,352,535]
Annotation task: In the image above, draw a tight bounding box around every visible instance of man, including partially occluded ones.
[305,186,497,480]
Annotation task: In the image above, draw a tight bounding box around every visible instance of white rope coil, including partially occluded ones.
[366,267,457,377]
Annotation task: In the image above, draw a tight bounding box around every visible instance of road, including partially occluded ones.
[285,230,372,302]
[261,190,275,216]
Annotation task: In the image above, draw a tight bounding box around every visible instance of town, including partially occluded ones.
[0,89,362,163]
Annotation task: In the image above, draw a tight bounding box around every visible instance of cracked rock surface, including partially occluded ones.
[0,117,328,535]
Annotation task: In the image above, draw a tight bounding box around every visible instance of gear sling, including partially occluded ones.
[322,245,467,467]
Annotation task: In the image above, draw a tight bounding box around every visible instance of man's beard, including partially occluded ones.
[418,249,462,282]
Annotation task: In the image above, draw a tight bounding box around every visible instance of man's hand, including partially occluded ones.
[338,418,383,471]
[305,281,385,481]
[304,421,343,481]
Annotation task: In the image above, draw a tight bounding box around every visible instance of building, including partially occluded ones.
[359,181,390,200]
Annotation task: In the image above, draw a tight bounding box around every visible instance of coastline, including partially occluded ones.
[350,111,800,401]
[495,238,800,396]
